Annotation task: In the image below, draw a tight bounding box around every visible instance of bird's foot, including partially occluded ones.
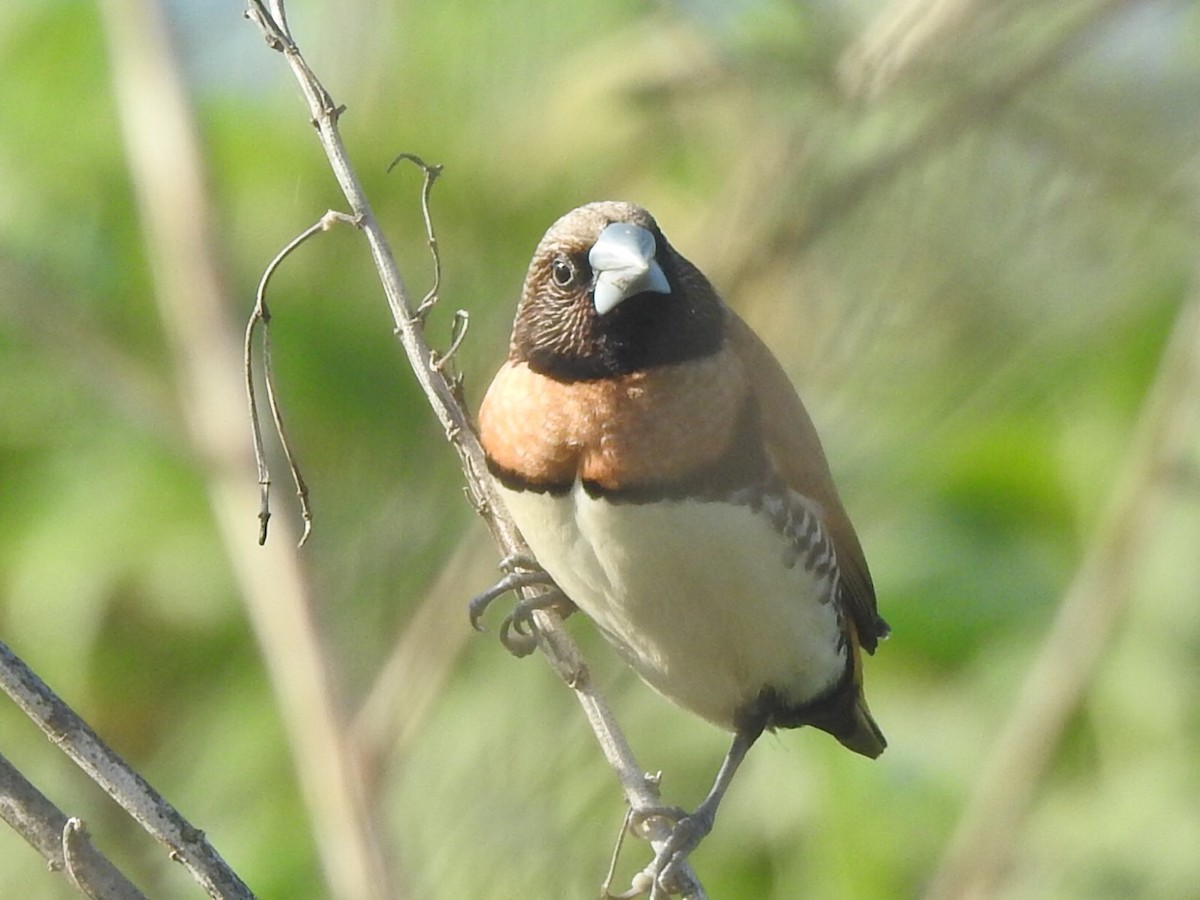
[648,807,715,898]
[498,589,575,656]
[609,804,712,898]
[467,556,542,628]
[467,555,574,657]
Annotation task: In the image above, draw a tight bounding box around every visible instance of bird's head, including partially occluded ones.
[510,201,725,381]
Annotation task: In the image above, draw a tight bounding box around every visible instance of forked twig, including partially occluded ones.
[244,210,359,546]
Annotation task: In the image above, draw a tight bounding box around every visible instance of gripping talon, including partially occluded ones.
[469,558,577,657]
[608,804,700,900]
[468,569,554,631]
[650,811,713,896]
[499,589,575,656]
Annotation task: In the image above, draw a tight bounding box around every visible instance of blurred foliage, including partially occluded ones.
[2,0,1200,898]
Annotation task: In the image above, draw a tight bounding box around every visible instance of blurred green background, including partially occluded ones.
[2,0,1199,898]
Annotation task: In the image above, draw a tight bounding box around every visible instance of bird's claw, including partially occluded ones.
[650,812,712,897]
[622,805,714,898]
[467,568,548,631]
[468,556,575,657]
[468,551,550,629]
[498,589,575,657]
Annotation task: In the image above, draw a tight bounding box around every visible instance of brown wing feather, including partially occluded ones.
[725,310,888,653]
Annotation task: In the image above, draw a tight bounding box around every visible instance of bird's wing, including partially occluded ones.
[725,310,888,653]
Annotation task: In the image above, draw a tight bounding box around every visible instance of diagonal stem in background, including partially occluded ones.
[710,0,1137,290]
[100,1,396,898]
[924,242,1200,900]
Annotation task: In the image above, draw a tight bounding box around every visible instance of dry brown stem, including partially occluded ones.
[243,0,706,896]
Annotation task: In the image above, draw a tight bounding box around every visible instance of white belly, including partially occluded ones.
[498,481,846,730]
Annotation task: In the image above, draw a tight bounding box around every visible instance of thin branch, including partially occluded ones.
[387,154,444,319]
[0,642,251,899]
[243,1,706,894]
[430,309,470,373]
[924,242,1200,900]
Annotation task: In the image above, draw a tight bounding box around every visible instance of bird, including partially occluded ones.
[475,200,887,880]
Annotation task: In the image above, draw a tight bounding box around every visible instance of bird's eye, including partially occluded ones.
[550,257,575,288]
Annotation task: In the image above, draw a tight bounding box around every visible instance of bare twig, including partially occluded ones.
[243,0,706,894]
[0,752,148,900]
[924,249,1200,900]
[387,154,444,319]
[245,210,359,545]
[430,309,470,373]
[0,642,251,899]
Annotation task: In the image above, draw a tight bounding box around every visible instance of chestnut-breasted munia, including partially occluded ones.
[476,201,887,881]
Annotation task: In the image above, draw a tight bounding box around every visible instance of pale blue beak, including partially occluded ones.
[588,222,671,315]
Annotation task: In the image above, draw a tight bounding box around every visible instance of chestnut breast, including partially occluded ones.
[478,343,750,493]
